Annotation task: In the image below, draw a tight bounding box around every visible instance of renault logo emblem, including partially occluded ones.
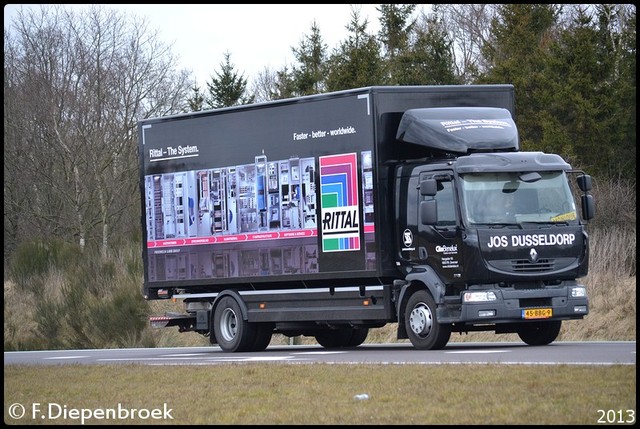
[529,248,538,262]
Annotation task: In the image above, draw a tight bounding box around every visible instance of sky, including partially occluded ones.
[4,4,392,86]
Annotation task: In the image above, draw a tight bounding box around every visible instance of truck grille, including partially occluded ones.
[511,259,554,272]
[520,298,552,307]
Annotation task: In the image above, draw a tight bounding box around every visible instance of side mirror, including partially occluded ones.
[582,194,595,220]
[420,179,437,196]
[420,200,437,225]
[577,174,592,192]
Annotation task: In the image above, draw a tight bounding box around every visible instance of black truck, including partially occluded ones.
[138,85,594,352]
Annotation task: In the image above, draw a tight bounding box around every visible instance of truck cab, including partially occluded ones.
[391,107,594,349]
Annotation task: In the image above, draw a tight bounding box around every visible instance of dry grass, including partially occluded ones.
[4,364,635,425]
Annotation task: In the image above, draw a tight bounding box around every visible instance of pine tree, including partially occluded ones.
[187,84,205,112]
[377,3,415,83]
[290,20,328,95]
[206,51,255,108]
[393,10,460,85]
[478,4,561,154]
[325,6,384,91]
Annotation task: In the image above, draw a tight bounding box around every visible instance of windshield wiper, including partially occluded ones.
[473,222,521,229]
[520,221,570,227]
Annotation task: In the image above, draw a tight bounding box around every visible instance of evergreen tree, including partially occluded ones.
[377,3,416,83]
[595,4,635,180]
[539,5,605,171]
[393,10,460,85]
[325,6,384,91]
[290,20,328,95]
[378,4,416,58]
[477,4,635,180]
[478,4,561,155]
[206,51,255,108]
[187,84,205,112]
[274,65,297,100]
[543,4,636,179]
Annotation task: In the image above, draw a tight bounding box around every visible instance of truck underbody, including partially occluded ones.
[149,275,588,352]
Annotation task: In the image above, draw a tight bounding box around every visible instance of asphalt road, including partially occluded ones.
[4,341,636,366]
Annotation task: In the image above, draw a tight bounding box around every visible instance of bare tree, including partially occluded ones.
[434,4,497,84]
[4,4,193,257]
[249,66,281,103]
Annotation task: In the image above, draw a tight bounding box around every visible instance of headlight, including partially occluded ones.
[463,291,497,302]
[571,286,587,298]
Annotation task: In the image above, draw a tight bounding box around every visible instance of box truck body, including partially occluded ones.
[139,85,594,352]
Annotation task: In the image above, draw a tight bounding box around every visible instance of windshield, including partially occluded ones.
[461,171,578,225]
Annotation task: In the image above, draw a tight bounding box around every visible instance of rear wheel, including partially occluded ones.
[213,296,256,352]
[516,320,562,346]
[315,327,369,349]
[251,323,274,352]
[315,328,352,348]
[405,289,451,350]
[346,328,369,347]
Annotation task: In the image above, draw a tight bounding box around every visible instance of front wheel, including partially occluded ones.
[516,320,561,346]
[405,289,451,350]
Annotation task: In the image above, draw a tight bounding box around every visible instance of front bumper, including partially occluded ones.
[438,285,589,324]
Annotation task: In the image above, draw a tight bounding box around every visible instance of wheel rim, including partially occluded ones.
[409,302,433,337]
[219,308,238,342]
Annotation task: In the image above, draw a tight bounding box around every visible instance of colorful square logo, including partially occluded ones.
[319,153,361,252]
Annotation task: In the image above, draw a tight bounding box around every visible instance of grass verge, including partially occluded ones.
[4,363,636,425]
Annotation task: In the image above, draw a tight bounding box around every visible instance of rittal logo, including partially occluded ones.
[322,207,359,233]
[320,153,361,252]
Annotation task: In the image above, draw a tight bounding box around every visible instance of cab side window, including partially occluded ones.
[435,181,456,226]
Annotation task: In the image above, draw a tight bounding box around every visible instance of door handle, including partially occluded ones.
[419,247,428,260]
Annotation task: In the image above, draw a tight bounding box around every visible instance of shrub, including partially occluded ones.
[8,240,81,293]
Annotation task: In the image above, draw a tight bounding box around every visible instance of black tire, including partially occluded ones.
[405,289,451,350]
[315,328,353,348]
[346,328,369,347]
[516,320,562,346]
[251,323,274,352]
[212,296,256,352]
[315,327,369,349]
